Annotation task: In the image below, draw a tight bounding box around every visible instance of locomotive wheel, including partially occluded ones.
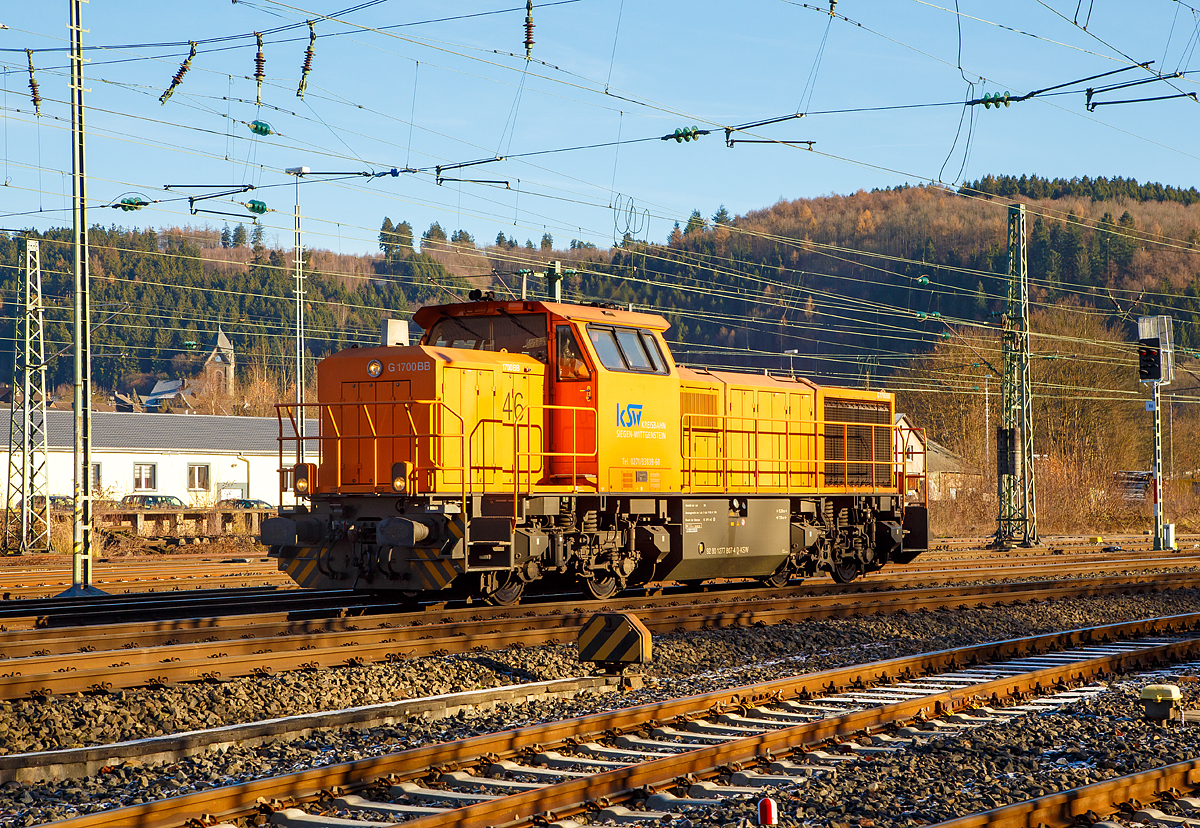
[486,575,525,606]
[584,573,621,600]
[830,556,860,584]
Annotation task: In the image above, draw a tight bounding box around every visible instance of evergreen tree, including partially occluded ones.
[232,223,248,248]
[712,205,732,226]
[496,232,509,248]
[379,217,396,258]
[394,221,414,257]
[450,229,474,247]
[1113,211,1137,277]
[250,223,265,253]
[525,239,535,250]
[683,210,706,235]
[421,222,447,251]
[220,225,232,249]
[540,233,553,251]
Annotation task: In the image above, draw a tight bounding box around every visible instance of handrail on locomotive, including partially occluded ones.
[277,400,926,511]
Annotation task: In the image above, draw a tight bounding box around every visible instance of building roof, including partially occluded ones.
[210,327,234,355]
[926,438,978,475]
[7,411,318,455]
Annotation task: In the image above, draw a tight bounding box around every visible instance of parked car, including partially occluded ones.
[15,495,73,510]
[216,498,273,510]
[120,494,185,509]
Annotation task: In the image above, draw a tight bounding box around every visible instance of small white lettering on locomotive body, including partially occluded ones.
[387,360,432,373]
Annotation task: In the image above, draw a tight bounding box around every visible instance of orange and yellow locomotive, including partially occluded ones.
[263,296,927,603]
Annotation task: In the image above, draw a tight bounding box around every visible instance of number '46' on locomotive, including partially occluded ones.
[263,297,929,604]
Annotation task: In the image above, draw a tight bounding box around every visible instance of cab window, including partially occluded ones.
[556,325,591,381]
[586,325,669,374]
[587,327,625,370]
[643,334,668,372]
[425,313,548,362]
[615,328,653,370]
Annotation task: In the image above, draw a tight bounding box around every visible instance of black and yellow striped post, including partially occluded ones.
[577,612,652,674]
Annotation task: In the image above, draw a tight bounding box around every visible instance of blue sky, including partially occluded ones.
[2,1,1199,256]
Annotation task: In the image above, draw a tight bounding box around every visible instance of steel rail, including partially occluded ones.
[930,760,1200,828]
[5,574,1200,700]
[41,614,1200,828]
[5,541,1198,631]
[4,570,1192,656]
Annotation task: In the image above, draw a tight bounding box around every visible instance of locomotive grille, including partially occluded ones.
[681,388,720,429]
[823,398,891,487]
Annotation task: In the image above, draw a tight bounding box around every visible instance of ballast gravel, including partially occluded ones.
[615,678,1200,828]
[2,589,1200,826]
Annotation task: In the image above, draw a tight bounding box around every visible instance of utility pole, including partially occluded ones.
[3,239,52,555]
[995,203,1038,547]
[546,260,563,301]
[62,0,103,597]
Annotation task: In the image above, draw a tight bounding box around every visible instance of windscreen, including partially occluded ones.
[425,313,548,362]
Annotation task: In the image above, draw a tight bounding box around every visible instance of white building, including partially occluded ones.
[2,411,317,508]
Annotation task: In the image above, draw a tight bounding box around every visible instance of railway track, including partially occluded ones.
[29,613,1200,828]
[4,540,1198,625]
[0,553,293,599]
[3,572,1200,701]
[0,585,397,631]
[1,531,1192,602]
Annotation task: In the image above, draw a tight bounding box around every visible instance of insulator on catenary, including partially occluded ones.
[524,0,535,59]
[159,41,197,105]
[254,32,265,105]
[246,199,268,214]
[297,21,316,99]
[248,120,273,136]
[25,49,41,116]
[115,196,149,212]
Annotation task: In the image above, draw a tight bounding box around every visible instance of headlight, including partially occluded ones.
[293,462,316,496]
[391,461,412,493]
[367,359,383,378]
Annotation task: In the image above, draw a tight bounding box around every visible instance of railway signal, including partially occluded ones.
[1138,315,1175,552]
[1138,337,1162,381]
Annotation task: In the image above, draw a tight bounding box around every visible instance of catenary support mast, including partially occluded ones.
[63,0,103,596]
[996,203,1038,547]
[2,240,52,555]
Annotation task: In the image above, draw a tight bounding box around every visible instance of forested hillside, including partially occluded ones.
[4,175,1200,521]
[0,224,468,397]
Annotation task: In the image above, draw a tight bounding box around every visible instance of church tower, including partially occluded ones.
[203,327,235,395]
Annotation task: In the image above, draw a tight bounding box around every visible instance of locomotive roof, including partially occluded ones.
[412,299,671,332]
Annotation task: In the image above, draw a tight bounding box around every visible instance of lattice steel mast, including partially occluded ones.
[996,203,1038,547]
[2,240,52,555]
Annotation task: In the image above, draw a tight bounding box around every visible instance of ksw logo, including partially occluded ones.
[617,403,643,427]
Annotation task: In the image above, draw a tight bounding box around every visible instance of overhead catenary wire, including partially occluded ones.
[2,2,1200,381]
